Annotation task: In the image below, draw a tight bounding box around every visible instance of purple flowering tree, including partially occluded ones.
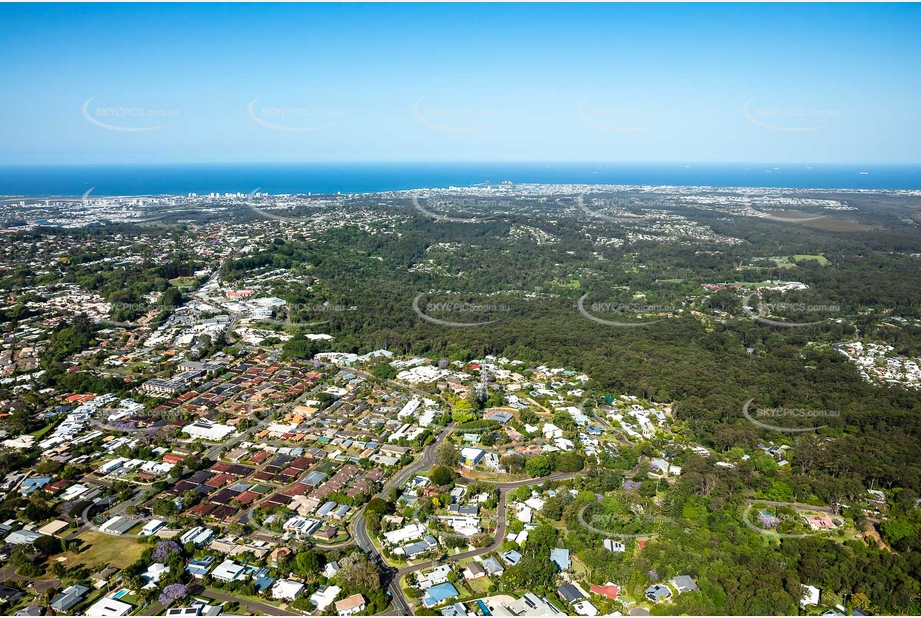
[159,583,189,607]
[152,541,182,562]
[759,511,781,529]
[60,500,79,517]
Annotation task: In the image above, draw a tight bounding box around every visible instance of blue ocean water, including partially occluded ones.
[0,163,918,196]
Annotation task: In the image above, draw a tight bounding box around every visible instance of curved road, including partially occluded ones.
[322,365,581,615]
[355,437,577,615]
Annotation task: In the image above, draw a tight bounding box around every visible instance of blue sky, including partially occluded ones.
[1,3,918,164]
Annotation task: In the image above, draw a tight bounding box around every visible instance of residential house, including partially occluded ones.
[50,585,90,613]
[644,584,672,603]
[550,548,571,571]
[463,562,486,580]
[670,575,699,595]
[335,594,366,616]
[309,585,342,612]
[271,579,304,601]
[558,583,585,605]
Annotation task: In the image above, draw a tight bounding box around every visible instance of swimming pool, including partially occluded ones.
[113,589,129,600]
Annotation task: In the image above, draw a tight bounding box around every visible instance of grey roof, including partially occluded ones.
[670,575,699,594]
[466,562,485,576]
[50,585,89,611]
[14,607,45,616]
[441,602,469,617]
[481,557,504,574]
[302,471,327,486]
[5,530,42,545]
[557,583,584,604]
[0,584,23,602]
[403,536,438,557]
[316,501,337,516]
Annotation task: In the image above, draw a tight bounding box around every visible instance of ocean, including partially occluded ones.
[0,163,918,196]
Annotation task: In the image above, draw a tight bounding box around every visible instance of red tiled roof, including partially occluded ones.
[590,584,620,600]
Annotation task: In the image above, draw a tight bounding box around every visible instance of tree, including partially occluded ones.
[372,362,397,379]
[335,553,380,592]
[502,453,526,474]
[436,442,460,468]
[451,399,476,423]
[159,583,190,607]
[366,497,393,516]
[554,451,584,473]
[429,466,454,487]
[512,486,532,502]
[294,550,323,576]
[526,454,552,478]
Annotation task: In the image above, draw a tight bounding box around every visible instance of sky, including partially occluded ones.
[1,2,919,165]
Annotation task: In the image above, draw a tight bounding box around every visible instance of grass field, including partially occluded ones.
[792,254,829,265]
[803,218,874,232]
[58,531,147,570]
[168,276,199,288]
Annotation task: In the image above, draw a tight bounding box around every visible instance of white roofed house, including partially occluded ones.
[212,559,245,582]
[801,584,821,608]
[181,420,234,441]
[309,585,342,612]
[384,523,427,545]
[460,447,485,468]
[603,539,626,552]
[271,579,305,601]
[179,526,213,547]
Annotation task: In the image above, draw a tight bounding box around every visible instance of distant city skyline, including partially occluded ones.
[1,3,919,165]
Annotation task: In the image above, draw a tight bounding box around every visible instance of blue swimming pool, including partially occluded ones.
[477,600,492,616]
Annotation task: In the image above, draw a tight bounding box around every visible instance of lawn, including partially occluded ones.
[793,254,829,265]
[30,423,56,439]
[314,460,338,474]
[169,276,199,288]
[58,531,147,570]
[467,575,492,595]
